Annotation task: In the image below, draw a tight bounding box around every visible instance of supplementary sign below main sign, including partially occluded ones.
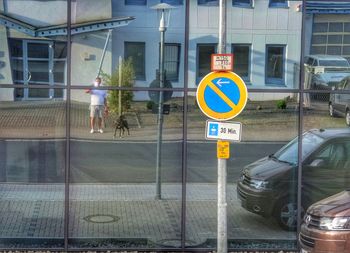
[196,71,248,121]
[217,140,230,159]
[206,120,242,142]
[211,54,234,72]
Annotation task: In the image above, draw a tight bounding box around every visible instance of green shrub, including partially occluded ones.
[276,99,287,110]
[101,58,135,115]
[147,101,155,110]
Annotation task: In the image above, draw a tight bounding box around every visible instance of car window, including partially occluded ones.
[344,79,350,90]
[310,142,349,170]
[318,60,350,67]
[274,132,324,165]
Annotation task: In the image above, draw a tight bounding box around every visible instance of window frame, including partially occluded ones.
[231,43,251,83]
[265,44,286,86]
[124,41,146,81]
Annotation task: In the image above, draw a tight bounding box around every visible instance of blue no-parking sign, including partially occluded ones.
[196,71,248,121]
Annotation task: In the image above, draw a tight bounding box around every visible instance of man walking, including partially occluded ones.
[86,77,108,134]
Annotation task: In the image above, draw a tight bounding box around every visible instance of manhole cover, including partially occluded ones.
[83,214,119,224]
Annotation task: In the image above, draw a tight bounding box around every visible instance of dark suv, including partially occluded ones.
[237,128,350,230]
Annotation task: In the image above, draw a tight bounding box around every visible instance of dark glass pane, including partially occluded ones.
[54,88,64,98]
[15,88,24,98]
[343,46,350,55]
[54,42,67,59]
[232,45,250,79]
[311,35,327,45]
[28,43,49,59]
[28,86,49,98]
[327,46,342,55]
[327,35,342,44]
[313,23,328,33]
[28,61,49,82]
[198,44,216,79]
[233,0,251,5]
[11,59,23,81]
[344,35,350,44]
[69,90,183,249]
[329,23,343,33]
[0,96,66,247]
[198,0,219,6]
[125,42,145,80]
[125,0,146,5]
[161,0,183,5]
[186,92,298,250]
[266,46,284,80]
[164,44,180,81]
[53,61,66,84]
[345,23,350,33]
[10,39,23,57]
[311,46,326,55]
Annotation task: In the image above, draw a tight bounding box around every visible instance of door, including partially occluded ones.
[11,39,66,100]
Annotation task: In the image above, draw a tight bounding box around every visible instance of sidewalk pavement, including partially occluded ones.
[0,183,294,248]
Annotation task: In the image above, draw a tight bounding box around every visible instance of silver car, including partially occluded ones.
[329,76,350,126]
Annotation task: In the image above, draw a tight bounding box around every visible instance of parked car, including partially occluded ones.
[299,190,350,253]
[304,55,350,90]
[329,76,350,126]
[237,128,350,230]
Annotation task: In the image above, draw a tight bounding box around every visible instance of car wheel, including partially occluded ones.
[346,110,350,126]
[329,103,335,117]
[274,199,300,231]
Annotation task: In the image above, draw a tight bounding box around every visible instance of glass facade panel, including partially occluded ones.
[0,91,66,248]
[68,90,183,249]
[186,92,298,250]
[302,93,350,243]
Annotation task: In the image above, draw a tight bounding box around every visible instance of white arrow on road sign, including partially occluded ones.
[215,78,230,87]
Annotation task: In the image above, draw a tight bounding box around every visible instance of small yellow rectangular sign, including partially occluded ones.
[217,140,230,159]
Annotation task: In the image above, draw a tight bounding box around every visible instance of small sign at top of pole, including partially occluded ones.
[211,54,234,72]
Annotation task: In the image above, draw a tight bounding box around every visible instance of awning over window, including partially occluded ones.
[0,13,135,37]
[306,1,350,14]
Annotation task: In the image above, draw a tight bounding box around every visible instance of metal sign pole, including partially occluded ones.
[218,0,227,252]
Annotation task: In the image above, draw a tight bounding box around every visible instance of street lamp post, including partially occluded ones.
[151,3,175,200]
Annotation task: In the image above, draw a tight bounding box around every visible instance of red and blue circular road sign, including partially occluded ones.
[196,71,248,121]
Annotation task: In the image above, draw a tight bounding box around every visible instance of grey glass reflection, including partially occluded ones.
[0,96,65,248]
[186,92,298,250]
[302,96,350,232]
[69,90,183,249]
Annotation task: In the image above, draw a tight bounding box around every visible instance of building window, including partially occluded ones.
[125,42,146,80]
[198,0,219,6]
[266,45,285,86]
[269,0,288,8]
[311,21,350,62]
[232,44,251,82]
[197,44,216,81]
[9,39,66,100]
[125,0,146,5]
[161,0,183,5]
[163,43,181,81]
[232,0,253,8]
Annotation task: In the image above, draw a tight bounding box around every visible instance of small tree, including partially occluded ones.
[101,58,135,115]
